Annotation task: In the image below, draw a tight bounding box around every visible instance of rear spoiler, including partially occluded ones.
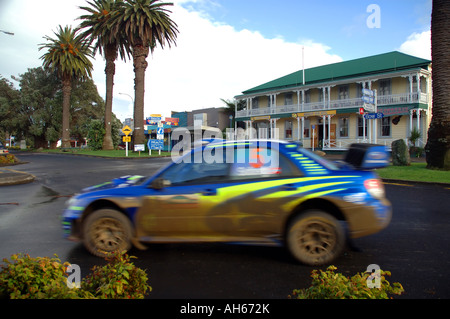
[344,143,389,169]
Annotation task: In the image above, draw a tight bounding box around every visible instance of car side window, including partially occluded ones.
[230,147,302,180]
[160,151,229,185]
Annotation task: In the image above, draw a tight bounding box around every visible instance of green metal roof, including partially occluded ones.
[241,51,431,96]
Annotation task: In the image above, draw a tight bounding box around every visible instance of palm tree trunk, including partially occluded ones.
[132,44,149,146]
[102,44,118,150]
[425,0,450,170]
[61,76,72,149]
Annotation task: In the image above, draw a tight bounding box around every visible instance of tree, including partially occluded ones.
[39,25,94,148]
[77,0,131,150]
[109,0,178,145]
[3,68,106,149]
[425,0,450,170]
[0,76,20,144]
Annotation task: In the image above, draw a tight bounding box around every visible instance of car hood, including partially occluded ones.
[81,175,145,193]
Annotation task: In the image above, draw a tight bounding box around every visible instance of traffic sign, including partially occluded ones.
[157,127,164,140]
[363,103,375,112]
[122,125,132,136]
[364,112,384,120]
[362,95,375,105]
[148,139,164,150]
[123,136,131,143]
[362,88,375,97]
[359,108,365,115]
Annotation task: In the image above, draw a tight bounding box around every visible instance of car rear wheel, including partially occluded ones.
[286,210,345,266]
[82,209,132,257]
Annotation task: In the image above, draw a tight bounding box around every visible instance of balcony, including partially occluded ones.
[236,92,429,118]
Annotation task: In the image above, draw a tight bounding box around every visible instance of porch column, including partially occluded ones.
[301,90,305,112]
[322,88,326,109]
[327,115,331,147]
[297,116,300,141]
[296,91,301,112]
[417,109,421,135]
[327,87,331,109]
[301,117,305,142]
[409,109,414,136]
[322,115,326,148]
[409,75,414,103]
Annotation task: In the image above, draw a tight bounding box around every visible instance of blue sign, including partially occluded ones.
[364,112,384,120]
[362,95,375,105]
[148,139,164,150]
[362,88,375,97]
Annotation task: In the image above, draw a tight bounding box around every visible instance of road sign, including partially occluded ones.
[122,125,132,136]
[364,112,384,120]
[123,136,131,143]
[134,144,145,152]
[362,88,375,97]
[148,139,164,150]
[362,95,375,105]
[363,103,375,112]
[157,127,164,140]
[359,107,365,115]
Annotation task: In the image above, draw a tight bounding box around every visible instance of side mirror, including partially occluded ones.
[151,177,171,189]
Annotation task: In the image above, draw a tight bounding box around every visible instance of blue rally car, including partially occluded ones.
[62,140,391,265]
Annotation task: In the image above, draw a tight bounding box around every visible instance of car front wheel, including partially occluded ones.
[286,210,345,266]
[82,209,132,257]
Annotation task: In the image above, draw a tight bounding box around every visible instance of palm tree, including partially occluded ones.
[39,25,93,148]
[425,0,450,170]
[77,0,131,150]
[109,0,178,145]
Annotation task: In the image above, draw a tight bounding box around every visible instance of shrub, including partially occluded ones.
[290,265,404,299]
[82,252,152,299]
[391,139,410,166]
[0,154,18,165]
[0,251,151,299]
[0,254,89,299]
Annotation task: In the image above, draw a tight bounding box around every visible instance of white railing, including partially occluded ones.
[236,92,429,118]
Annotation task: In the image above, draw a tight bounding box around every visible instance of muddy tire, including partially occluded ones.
[286,210,345,266]
[82,209,132,257]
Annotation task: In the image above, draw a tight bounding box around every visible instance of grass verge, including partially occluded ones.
[39,148,172,158]
[377,163,450,184]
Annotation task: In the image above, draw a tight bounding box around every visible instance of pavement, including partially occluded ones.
[0,167,35,186]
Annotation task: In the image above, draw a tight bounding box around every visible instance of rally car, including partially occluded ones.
[62,140,391,265]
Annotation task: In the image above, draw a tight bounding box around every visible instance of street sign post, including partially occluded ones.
[121,125,132,157]
[148,139,164,155]
[361,89,378,143]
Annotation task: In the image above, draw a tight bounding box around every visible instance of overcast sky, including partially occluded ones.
[0,0,432,121]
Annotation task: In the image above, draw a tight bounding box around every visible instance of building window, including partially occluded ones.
[357,116,368,137]
[339,85,349,100]
[285,120,293,139]
[252,97,259,109]
[339,117,349,137]
[380,117,391,137]
[285,93,293,106]
[379,79,392,96]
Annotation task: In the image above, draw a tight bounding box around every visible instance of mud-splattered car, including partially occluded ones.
[62,140,391,265]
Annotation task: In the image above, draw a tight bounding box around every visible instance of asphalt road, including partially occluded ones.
[1,152,450,301]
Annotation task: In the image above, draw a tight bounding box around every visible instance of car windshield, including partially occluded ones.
[298,147,340,171]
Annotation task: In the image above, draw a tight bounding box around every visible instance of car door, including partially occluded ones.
[134,149,233,240]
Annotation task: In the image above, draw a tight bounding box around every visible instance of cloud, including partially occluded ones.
[141,3,342,118]
[398,29,431,60]
[1,0,343,121]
